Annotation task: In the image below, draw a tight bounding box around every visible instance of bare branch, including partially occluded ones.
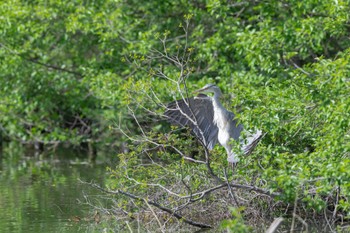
[0,42,83,77]
[266,217,284,233]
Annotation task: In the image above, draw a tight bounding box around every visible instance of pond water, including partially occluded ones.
[0,142,113,233]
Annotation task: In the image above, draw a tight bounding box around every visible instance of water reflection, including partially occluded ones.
[0,142,110,233]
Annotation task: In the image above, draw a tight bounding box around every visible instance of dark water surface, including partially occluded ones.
[0,143,112,233]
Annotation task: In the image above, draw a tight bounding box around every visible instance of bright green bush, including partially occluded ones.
[1,0,350,231]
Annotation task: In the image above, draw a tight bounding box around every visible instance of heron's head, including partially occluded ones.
[194,84,222,97]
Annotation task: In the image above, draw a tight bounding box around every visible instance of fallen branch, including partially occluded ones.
[81,180,212,229]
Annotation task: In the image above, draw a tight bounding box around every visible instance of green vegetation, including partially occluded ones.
[1,0,350,231]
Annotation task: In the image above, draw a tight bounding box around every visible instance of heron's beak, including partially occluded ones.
[193,87,206,93]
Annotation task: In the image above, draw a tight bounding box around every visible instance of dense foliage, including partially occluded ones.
[1,0,350,231]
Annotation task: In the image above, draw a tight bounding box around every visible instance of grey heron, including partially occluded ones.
[164,84,263,164]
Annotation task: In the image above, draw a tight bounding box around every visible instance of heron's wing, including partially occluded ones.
[242,130,264,155]
[227,111,244,141]
[164,94,218,150]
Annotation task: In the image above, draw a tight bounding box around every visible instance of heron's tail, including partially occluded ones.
[242,130,265,155]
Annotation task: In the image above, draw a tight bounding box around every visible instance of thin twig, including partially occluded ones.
[333,186,340,219]
[224,168,239,206]
[143,199,165,233]
[125,221,133,233]
[266,217,284,233]
[290,193,298,233]
[290,59,312,76]
[293,214,308,233]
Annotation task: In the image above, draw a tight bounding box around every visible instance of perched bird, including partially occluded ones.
[164,84,263,165]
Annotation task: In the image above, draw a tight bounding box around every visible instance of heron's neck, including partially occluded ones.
[212,91,227,128]
[212,90,223,109]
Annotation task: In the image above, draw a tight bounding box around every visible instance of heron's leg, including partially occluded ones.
[230,162,237,174]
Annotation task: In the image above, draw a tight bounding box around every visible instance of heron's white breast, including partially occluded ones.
[217,129,230,147]
[213,106,228,129]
